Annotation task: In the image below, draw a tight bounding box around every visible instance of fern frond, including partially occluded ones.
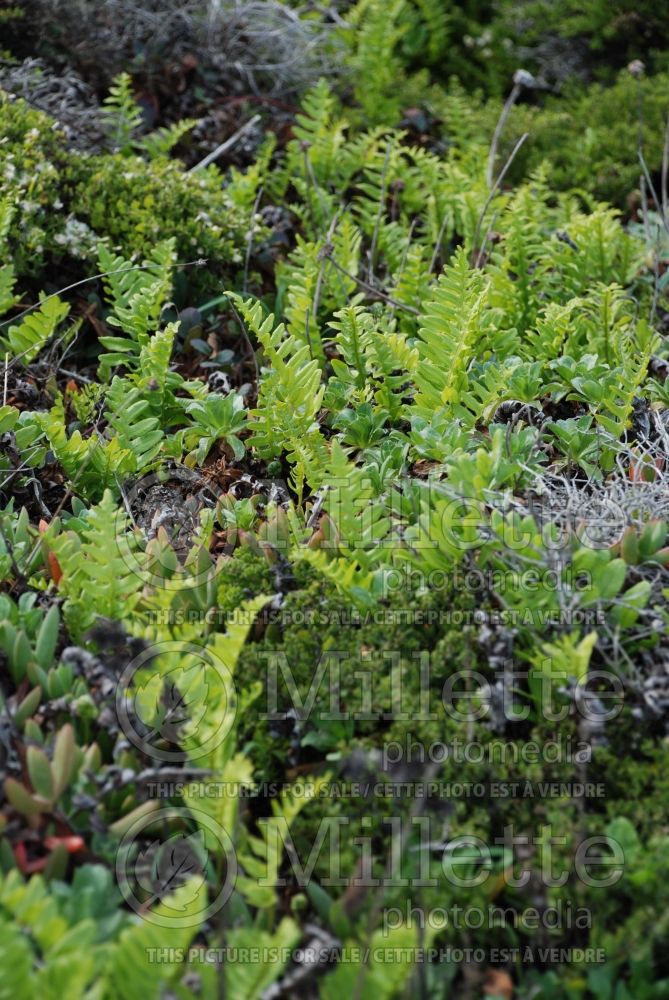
[237,777,328,908]
[36,396,135,499]
[104,377,164,470]
[50,489,146,635]
[230,295,325,461]
[0,197,18,316]
[0,296,70,364]
[295,79,346,175]
[103,881,206,996]
[295,546,378,607]
[412,247,488,419]
[139,118,198,160]
[97,239,176,375]
[102,71,143,153]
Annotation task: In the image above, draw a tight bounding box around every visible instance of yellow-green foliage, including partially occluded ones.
[0,91,247,288]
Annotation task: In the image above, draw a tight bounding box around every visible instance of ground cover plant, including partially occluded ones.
[1,1,669,998]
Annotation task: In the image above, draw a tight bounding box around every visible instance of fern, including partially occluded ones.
[290,78,347,189]
[391,243,431,333]
[224,919,301,999]
[594,349,652,441]
[36,396,134,499]
[138,118,197,160]
[0,198,18,316]
[320,923,421,1000]
[226,134,277,212]
[278,237,325,360]
[412,247,489,419]
[0,867,207,1000]
[0,296,70,364]
[236,778,327,909]
[102,880,206,999]
[524,299,581,362]
[130,322,186,425]
[566,205,638,289]
[97,239,176,376]
[313,439,393,570]
[0,915,36,1000]
[104,377,164,470]
[459,356,529,426]
[0,870,99,1000]
[49,489,146,635]
[102,72,144,154]
[231,295,325,462]
[329,303,373,392]
[344,0,409,124]
[295,545,378,607]
[0,264,17,317]
[407,0,450,63]
[328,304,417,420]
[489,182,548,339]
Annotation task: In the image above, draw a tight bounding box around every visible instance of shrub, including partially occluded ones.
[0,91,248,291]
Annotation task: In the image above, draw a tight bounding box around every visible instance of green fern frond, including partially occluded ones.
[0,296,70,364]
[97,239,176,376]
[413,247,489,419]
[49,489,146,635]
[138,118,198,160]
[102,71,143,154]
[230,295,325,461]
[104,377,164,470]
[36,396,135,500]
[237,777,328,909]
[103,881,206,997]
